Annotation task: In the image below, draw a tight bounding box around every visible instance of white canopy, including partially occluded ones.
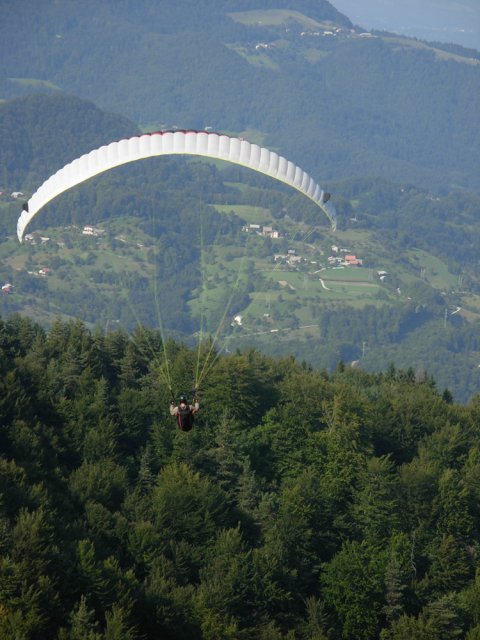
[18,130,336,241]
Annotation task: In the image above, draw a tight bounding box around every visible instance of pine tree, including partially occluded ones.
[137,446,156,496]
[302,596,330,640]
[235,457,260,518]
[69,595,102,640]
[426,533,473,596]
[321,540,385,640]
[386,613,431,640]
[104,605,137,640]
[196,526,256,633]
[383,554,408,624]
[424,592,464,639]
[351,455,400,547]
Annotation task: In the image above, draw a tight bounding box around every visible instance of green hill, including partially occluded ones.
[0,93,135,190]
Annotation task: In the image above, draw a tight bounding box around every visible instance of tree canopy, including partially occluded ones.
[0,313,480,638]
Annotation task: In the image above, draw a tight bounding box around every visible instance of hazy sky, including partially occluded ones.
[331,0,480,50]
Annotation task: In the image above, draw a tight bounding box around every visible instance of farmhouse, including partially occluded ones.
[261,226,281,238]
[378,270,389,282]
[345,255,362,266]
[82,225,105,236]
[243,223,281,238]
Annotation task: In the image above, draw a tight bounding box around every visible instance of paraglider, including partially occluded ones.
[16,130,338,414]
[17,130,336,241]
[170,392,200,432]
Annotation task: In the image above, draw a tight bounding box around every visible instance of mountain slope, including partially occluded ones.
[0,93,135,190]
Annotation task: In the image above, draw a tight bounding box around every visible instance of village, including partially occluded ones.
[242,222,365,270]
[1,224,106,295]
[253,24,376,53]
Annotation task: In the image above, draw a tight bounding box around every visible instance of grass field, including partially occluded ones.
[241,53,280,70]
[382,37,480,66]
[407,249,458,290]
[212,204,272,224]
[303,49,330,64]
[228,9,329,30]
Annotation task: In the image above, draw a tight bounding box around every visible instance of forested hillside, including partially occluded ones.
[0,94,135,191]
[1,0,479,192]
[1,93,480,403]
[1,313,480,639]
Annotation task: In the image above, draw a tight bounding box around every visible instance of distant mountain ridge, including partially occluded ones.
[1,1,479,193]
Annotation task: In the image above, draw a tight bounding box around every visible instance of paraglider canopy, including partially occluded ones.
[17,130,336,241]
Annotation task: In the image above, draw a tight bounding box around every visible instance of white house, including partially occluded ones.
[83,225,105,236]
[244,224,261,233]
